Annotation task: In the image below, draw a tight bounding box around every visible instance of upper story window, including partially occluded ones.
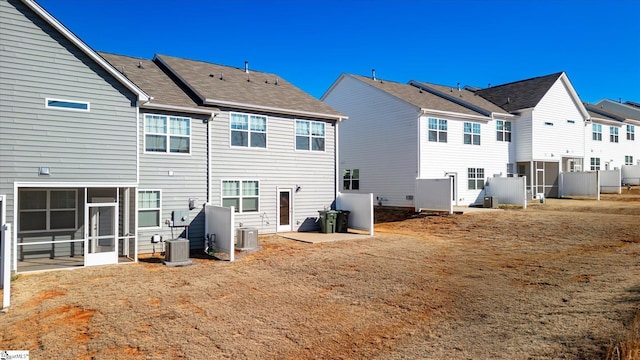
[19,189,77,232]
[464,122,481,145]
[590,157,600,171]
[296,120,325,151]
[628,125,635,141]
[610,126,619,143]
[222,180,259,212]
[230,113,267,148]
[592,123,602,141]
[145,114,191,154]
[343,169,360,190]
[45,98,90,112]
[138,190,161,228]
[428,118,447,142]
[467,168,485,190]
[496,120,511,142]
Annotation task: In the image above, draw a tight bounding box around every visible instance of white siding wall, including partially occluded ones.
[209,111,337,234]
[323,76,419,207]
[419,115,511,206]
[514,110,533,162]
[136,111,209,253]
[532,79,585,161]
[0,0,138,225]
[585,121,639,171]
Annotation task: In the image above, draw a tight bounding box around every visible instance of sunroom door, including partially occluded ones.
[85,203,118,266]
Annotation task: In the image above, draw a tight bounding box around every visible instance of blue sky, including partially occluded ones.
[38,0,639,104]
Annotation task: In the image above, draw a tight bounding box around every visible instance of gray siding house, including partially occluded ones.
[102,53,346,253]
[1,0,150,272]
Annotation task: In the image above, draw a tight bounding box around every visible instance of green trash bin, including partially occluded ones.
[336,210,351,233]
[318,210,338,233]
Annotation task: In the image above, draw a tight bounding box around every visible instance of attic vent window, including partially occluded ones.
[45,98,89,112]
[544,122,554,126]
[567,120,575,124]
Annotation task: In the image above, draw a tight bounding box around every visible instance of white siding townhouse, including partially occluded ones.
[1,0,345,274]
[322,71,591,206]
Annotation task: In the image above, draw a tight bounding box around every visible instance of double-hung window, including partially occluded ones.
[592,123,602,141]
[138,190,161,228]
[222,180,259,212]
[19,189,77,232]
[496,120,511,142]
[627,125,635,141]
[467,168,485,190]
[428,118,447,142]
[610,126,619,143]
[296,120,325,151]
[343,169,360,190]
[590,157,600,171]
[230,113,267,148]
[625,156,634,166]
[464,122,481,145]
[145,114,191,153]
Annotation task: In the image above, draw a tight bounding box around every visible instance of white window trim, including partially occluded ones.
[590,157,600,171]
[143,114,192,155]
[45,97,90,112]
[221,180,261,213]
[625,156,634,166]
[343,169,360,190]
[295,120,326,152]
[427,117,448,143]
[627,125,635,141]
[463,122,481,145]
[496,120,512,142]
[592,123,602,141]
[138,189,162,230]
[467,168,485,190]
[18,189,78,233]
[610,126,619,143]
[229,112,268,149]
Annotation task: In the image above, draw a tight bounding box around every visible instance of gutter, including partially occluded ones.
[203,98,347,121]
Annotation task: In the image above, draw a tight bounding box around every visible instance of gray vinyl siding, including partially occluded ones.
[136,110,209,253]
[0,0,138,227]
[209,110,337,234]
[323,76,419,207]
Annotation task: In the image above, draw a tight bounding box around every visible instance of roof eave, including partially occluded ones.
[141,102,219,116]
[420,108,492,122]
[21,0,150,102]
[203,98,346,121]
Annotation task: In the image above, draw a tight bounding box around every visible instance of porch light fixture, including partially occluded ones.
[38,167,50,176]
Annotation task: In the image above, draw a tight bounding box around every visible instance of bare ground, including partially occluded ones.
[1,190,640,359]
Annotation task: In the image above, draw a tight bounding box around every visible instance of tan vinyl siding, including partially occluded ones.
[210,110,337,233]
[136,111,209,253]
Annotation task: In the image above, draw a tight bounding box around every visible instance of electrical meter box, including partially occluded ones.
[172,210,190,226]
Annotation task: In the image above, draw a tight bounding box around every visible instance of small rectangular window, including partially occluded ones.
[464,122,481,145]
[627,125,635,141]
[506,163,514,177]
[544,122,554,126]
[428,118,448,143]
[467,168,485,190]
[138,190,161,228]
[590,157,600,171]
[145,114,191,154]
[567,120,575,124]
[230,113,267,148]
[222,180,259,213]
[296,120,325,151]
[496,120,512,142]
[610,126,619,143]
[343,169,360,190]
[592,123,602,141]
[625,156,634,166]
[46,98,90,111]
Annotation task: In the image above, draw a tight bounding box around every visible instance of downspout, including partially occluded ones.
[335,118,340,203]
[207,113,214,204]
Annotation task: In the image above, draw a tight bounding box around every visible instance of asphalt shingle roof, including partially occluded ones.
[156,55,344,119]
[475,72,564,112]
[99,52,201,109]
[348,75,492,118]
[409,81,510,115]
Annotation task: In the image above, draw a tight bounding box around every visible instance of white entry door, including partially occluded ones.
[277,188,293,232]
[85,203,118,266]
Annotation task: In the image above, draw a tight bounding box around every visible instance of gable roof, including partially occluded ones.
[20,0,150,102]
[584,103,626,124]
[474,72,563,112]
[338,74,494,120]
[99,52,214,115]
[154,55,345,121]
[408,80,512,117]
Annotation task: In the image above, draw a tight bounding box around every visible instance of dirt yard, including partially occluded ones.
[2,190,640,359]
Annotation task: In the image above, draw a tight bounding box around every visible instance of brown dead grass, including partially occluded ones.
[1,191,640,359]
[607,309,640,360]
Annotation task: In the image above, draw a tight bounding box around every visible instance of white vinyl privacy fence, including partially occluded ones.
[559,171,600,200]
[622,165,640,186]
[336,192,374,235]
[415,178,453,213]
[485,176,528,208]
[204,205,235,261]
[599,170,621,194]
